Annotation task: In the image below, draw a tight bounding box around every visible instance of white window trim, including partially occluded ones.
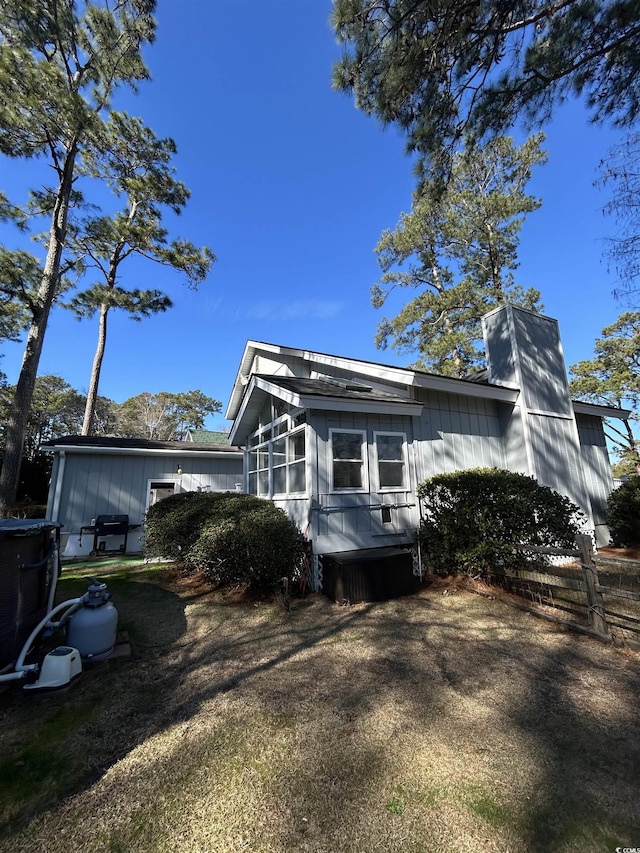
[329,428,368,493]
[373,430,408,492]
[248,422,308,499]
[272,425,307,498]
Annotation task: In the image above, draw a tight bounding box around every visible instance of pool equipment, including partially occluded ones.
[0,517,119,690]
[66,578,118,660]
[23,646,82,692]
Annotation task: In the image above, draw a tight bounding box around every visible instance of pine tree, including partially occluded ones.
[0,0,156,515]
[372,135,546,375]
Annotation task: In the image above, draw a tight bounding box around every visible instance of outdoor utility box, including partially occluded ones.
[321,546,418,604]
[0,519,60,669]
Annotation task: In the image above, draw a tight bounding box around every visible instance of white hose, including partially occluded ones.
[0,597,84,683]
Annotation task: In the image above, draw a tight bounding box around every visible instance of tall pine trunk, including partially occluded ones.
[0,144,77,516]
[81,302,109,435]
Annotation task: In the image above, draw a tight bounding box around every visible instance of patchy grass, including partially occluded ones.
[1,562,640,852]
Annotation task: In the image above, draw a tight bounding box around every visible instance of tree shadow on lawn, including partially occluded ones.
[0,574,386,843]
[244,593,640,851]
[2,575,640,852]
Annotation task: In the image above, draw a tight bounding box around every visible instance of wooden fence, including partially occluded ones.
[488,534,640,651]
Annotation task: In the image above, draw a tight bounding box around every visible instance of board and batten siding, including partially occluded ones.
[50,450,243,557]
[575,413,615,544]
[308,410,420,554]
[483,305,594,531]
[415,389,506,480]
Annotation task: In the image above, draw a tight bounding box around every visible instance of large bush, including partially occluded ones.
[606,476,640,546]
[417,468,583,578]
[145,491,300,591]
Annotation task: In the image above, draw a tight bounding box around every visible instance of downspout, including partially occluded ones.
[50,450,66,522]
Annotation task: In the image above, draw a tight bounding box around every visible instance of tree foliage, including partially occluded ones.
[418,468,583,578]
[0,0,156,515]
[115,390,222,441]
[569,311,640,473]
[63,112,215,435]
[599,131,640,306]
[373,134,545,374]
[332,0,640,172]
[606,475,640,546]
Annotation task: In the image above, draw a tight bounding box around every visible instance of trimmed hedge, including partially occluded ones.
[144,491,300,591]
[417,468,583,578]
[606,476,640,546]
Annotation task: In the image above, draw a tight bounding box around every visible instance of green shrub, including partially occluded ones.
[417,468,583,578]
[606,476,640,546]
[145,491,300,591]
[144,491,224,561]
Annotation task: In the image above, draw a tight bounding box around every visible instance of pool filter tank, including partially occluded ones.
[66,578,118,660]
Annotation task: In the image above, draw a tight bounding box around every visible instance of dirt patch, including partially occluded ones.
[1,565,640,852]
[598,545,640,561]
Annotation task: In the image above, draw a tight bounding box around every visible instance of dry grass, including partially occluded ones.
[1,562,640,852]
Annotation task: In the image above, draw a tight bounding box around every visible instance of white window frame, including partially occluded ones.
[373,431,408,492]
[272,425,307,497]
[330,428,368,493]
[247,420,307,499]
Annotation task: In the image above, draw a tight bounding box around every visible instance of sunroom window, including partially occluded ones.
[247,413,306,498]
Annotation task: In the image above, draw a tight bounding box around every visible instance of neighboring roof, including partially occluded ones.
[40,435,242,454]
[184,429,232,445]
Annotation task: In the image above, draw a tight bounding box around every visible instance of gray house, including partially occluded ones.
[42,436,243,559]
[226,305,628,588]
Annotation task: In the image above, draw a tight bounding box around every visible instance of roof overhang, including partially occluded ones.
[229,375,423,445]
[41,444,242,458]
[226,341,521,422]
[572,401,631,420]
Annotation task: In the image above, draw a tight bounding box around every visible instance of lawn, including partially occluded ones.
[1,561,639,852]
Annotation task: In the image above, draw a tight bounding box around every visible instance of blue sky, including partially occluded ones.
[0,0,631,429]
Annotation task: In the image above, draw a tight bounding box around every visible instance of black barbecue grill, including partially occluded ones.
[80,514,140,556]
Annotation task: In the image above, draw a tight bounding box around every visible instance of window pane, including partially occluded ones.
[379,461,404,488]
[258,448,269,471]
[273,466,287,495]
[273,398,288,419]
[334,461,362,489]
[377,434,403,461]
[333,432,362,461]
[248,472,257,495]
[249,450,258,472]
[258,470,269,496]
[289,460,305,493]
[273,437,286,467]
[290,430,305,461]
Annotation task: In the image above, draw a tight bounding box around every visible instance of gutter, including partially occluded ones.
[41,445,242,459]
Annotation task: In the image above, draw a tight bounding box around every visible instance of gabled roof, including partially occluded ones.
[225,340,519,421]
[40,435,242,455]
[229,374,423,445]
[226,340,631,446]
[260,375,417,405]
